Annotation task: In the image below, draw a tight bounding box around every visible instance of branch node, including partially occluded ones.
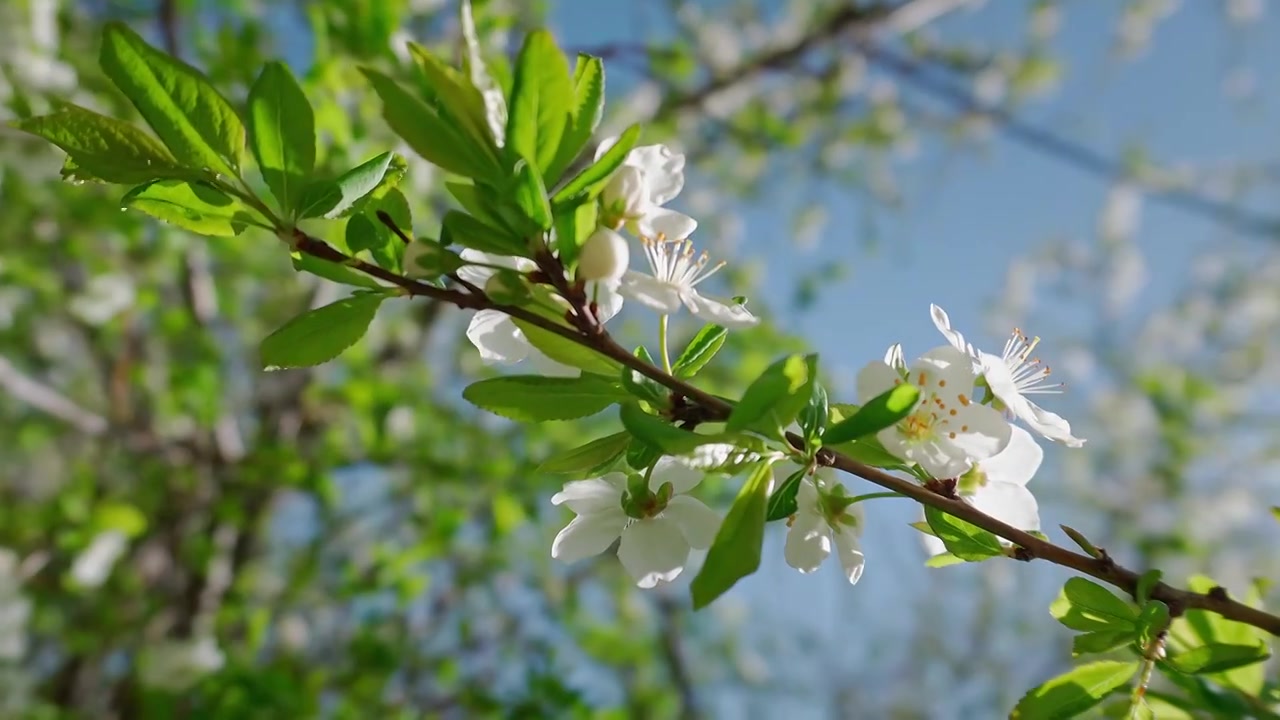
[923,477,958,499]
[1208,585,1231,602]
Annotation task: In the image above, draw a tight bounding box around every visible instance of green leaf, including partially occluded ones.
[823,383,920,445]
[765,467,805,521]
[462,375,629,422]
[725,354,818,433]
[446,181,515,234]
[552,123,640,204]
[15,104,185,184]
[443,210,525,256]
[1135,569,1162,606]
[691,460,771,609]
[1136,600,1171,647]
[511,317,621,376]
[544,54,605,184]
[618,402,733,455]
[459,0,507,143]
[122,179,263,236]
[626,437,662,471]
[798,382,828,449]
[260,293,385,370]
[509,155,553,230]
[99,22,244,178]
[1163,643,1271,675]
[506,30,573,181]
[290,253,382,289]
[1011,661,1139,719]
[361,68,497,181]
[552,199,597,267]
[407,41,500,161]
[1049,578,1139,632]
[92,502,148,537]
[923,506,1004,561]
[246,61,315,217]
[535,431,631,476]
[673,325,727,378]
[924,553,967,568]
[297,152,406,220]
[1071,630,1134,657]
[346,190,409,272]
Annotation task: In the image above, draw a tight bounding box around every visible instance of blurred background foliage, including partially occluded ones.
[0,0,1278,718]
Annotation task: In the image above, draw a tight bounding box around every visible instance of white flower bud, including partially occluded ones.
[601,165,649,220]
[577,228,630,282]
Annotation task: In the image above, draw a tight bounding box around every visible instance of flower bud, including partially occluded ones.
[600,165,648,221]
[576,227,630,282]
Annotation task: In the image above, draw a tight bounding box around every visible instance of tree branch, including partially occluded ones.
[287,231,1280,639]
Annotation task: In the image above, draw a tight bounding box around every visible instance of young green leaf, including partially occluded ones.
[765,467,806,522]
[122,179,264,236]
[823,383,920,445]
[1049,578,1139,632]
[462,375,630,422]
[260,293,386,370]
[442,210,526,256]
[1136,600,1171,647]
[459,0,507,144]
[798,382,829,450]
[1011,661,1139,719]
[361,68,497,181]
[509,155,553,230]
[552,123,640,204]
[297,152,406,220]
[552,198,598,267]
[16,104,186,185]
[626,437,662,471]
[290,253,382,289]
[1071,630,1134,657]
[618,403,733,455]
[407,41,501,162]
[506,30,573,181]
[924,553,966,568]
[923,506,1004,561]
[446,181,515,234]
[535,431,631,476]
[99,22,244,178]
[1135,569,1163,606]
[1163,643,1270,675]
[673,325,727,378]
[690,460,772,609]
[544,54,605,184]
[725,354,818,433]
[246,61,315,217]
[621,347,667,405]
[511,317,621,376]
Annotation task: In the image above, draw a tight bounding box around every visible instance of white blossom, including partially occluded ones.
[69,530,128,589]
[783,474,865,584]
[597,137,697,240]
[619,237,758,329]
[137,636,225,692]
[923,425,1043,556]
[857,345,1012,479]
[576,227,630,282]
[550,457,720,588]
[931,304,1085,447]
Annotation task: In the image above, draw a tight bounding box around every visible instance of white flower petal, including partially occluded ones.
[627,144,685,205]
[784,510,831,574]
[970,482,1040,533]
[551,474,625,514]
[946,404,1013,463]
[639,207,697,241]
[551,508,628,563]
[592,281,626,322]
[856,361,901,403]
[796,477,822,514]
[916,345,979,392]
[664,495,720,549]
[980,425,1043,486]
[650,456,704,495]
[683,290,759,329]
[879,429,970,479]
[465,310,529,364]
[617,517,692,588]
[930,303,973,356]
[883,343,907,372]
[457,249,532,286]
[619,272,684,313]
[1021,402,1086,448]
[832,526,865,585]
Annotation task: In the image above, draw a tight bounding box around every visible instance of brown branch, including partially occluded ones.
[286,232,1280,638]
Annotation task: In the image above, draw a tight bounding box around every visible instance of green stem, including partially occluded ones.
[849,492,905,504]
[658,314,673,374]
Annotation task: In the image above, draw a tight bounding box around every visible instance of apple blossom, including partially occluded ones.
[576,227,630,282]
[857,345,1012,479]
[619,236,758,329]
[922,425,1043,556]
[784,473,866,584]
[550,456,720,588]
[597,137,697,240]
[930,304,1085,447]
